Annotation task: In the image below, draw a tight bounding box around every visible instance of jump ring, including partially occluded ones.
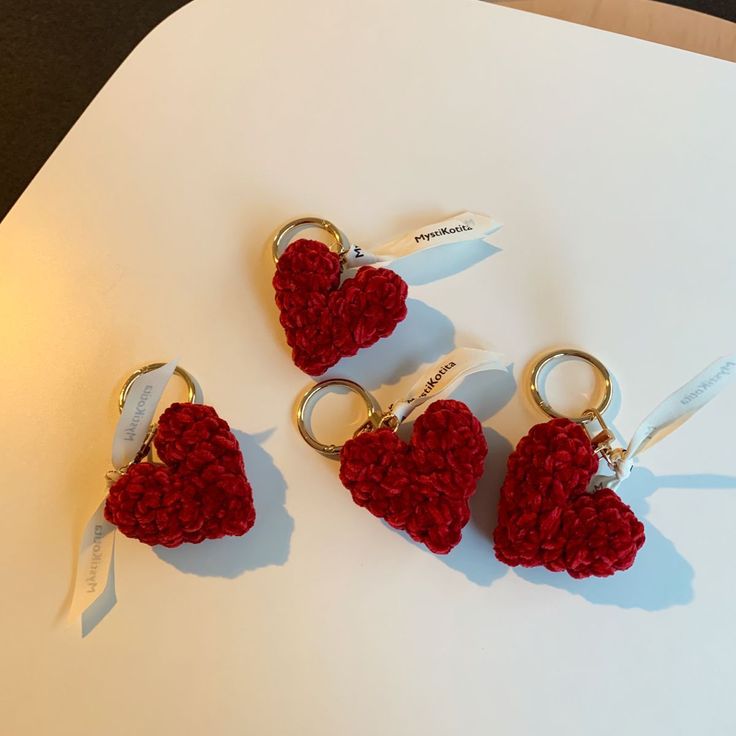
[296,379,382,457]
[272,217,347,265]
[529,349,612,422]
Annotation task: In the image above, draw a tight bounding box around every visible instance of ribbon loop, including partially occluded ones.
[68,360,178,626]
[342,212,502,269]
[593,355,736,490]
[391,348,510,424]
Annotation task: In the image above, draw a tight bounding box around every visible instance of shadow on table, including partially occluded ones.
[386,238,501,287]
[336,298,455,390]
[154,428,293,577]
[339,237,501,388]
[514,468,736,611]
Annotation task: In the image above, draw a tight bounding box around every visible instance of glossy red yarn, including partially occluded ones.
[105,403,255,547]
[339,399,487,554]
[273,238,408,375]
[493,418,645,578]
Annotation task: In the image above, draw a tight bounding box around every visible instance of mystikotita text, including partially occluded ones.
[414,224,473,244]
[681,361,736,405]
[123,384,154,442]
[408,361,458,403]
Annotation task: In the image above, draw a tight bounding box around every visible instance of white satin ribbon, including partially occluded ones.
[390,348,510,424]
[595,355,736,490]
[343,212,502,269]
[68,360,178,624]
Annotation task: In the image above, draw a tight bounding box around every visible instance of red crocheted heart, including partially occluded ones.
[273,238,408,375]
[493,418,645,578]
[339,399,487,554]
[105,403,255,547]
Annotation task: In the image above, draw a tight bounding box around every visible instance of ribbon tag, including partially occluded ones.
[68,360,178,625]
[111,361,178,469]
[343,212,502,269]
[67,497,117,622]
[592,354,736,491]
[390,348,510,424]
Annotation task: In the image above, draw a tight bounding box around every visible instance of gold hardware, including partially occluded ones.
[581,408,625,470]
[529,348,612,423]
[105,423,157,483]
[272,216,348,265]
[296,379,397,457]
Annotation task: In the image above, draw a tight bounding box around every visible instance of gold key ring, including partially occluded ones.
[296,379,384,457]
[272,216,348,265]
[529,348,612,422]
[118,363,200,413]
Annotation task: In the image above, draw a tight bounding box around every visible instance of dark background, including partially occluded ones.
[1,0,733,221]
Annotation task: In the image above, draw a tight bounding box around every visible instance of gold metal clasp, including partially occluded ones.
[529,348,613,422]
[272,217,349,266]
[105,424,157,484]
[528,348,625,470]
[296,379,398,457]
[581,407,625,470]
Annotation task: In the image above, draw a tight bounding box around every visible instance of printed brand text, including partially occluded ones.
[407,361,457,403]
[85,524,104,593]
[123,384,154,442]
[414,224,473,244]
[681,361,736,405]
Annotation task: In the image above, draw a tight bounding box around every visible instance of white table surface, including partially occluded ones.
[2,1,736,734]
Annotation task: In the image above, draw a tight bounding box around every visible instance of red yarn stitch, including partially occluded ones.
[273,239,408,375]
[339,400,487,554]
[493,418,645,578]
[104,403,255,547]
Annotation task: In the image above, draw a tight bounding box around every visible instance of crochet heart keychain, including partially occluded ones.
[493,349,736,579]
[70,361,255,624]
[272,213,501,375]
[296,348,510,553]
[105,363,256,547]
